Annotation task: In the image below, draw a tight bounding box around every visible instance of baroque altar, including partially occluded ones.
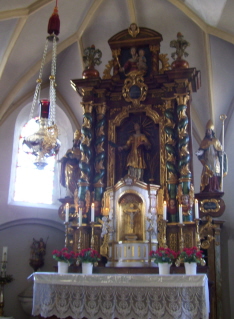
[57,24,225,319]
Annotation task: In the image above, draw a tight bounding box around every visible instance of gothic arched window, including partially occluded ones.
[9,102,74,208]
[14,117,55,204]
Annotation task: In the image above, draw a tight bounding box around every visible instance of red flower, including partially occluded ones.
[149,247,177,264]
[52,248,79,264]
[178,247,204,263]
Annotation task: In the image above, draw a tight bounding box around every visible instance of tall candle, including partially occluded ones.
[91,203,95,222]
[163,201,167,220]
[179,204,183,224]
[2,247,7,262]
[65,203,69,222]
[195,199,199,219]
[79,208,82,226]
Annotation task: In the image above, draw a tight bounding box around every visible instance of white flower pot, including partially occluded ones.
[82,262,93,274]
[158,263,171,275]
[58,261,69,274]
[184,262,197,275]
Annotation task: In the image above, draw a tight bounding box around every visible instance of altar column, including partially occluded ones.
[163,98,178,222]
[175,92,193,222]
[93,101,107,218]
[78,100,93,213]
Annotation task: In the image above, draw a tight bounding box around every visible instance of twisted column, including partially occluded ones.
[78,102,93,211]
[176,93,192,222]
[93,103,107,216]
[164,99,178,222]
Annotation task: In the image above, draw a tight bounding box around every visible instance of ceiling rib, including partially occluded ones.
[0,17,27,79]
[204,32,215,124]
[0,0,105,122]
[168,0,234,44]
[127,0,137,23]
[0,0,53,21]
[75,0,105,69]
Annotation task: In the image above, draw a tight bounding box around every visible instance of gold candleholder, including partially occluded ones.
[77,226,83,253]
[158,217,168,248]
[178,223,185,251]
[90,222,95,250]
[64,222,69,248]
[194,218,201,249]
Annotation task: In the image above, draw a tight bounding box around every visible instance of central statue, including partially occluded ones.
[118,122,151,181]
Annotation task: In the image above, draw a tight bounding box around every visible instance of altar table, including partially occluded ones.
[31,272,209,319]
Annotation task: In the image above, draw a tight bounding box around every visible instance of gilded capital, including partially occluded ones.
[81,102,93,114]
[175,93,189,105]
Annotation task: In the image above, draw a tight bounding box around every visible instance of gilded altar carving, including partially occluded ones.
[107,105,165,187]
[159,53,170,74]
[122,71,148,107]
[200,199,220,213]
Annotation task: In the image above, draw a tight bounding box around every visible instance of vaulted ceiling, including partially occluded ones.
[1,0,234,141]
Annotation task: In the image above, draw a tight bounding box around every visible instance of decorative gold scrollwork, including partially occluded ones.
[122,71,148,107]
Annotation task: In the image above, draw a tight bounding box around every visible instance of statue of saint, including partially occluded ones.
[59,129,81,197]
[196,120,227,192]
[118,122,151,181]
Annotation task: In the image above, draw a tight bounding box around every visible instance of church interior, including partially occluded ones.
[0,0,234,318]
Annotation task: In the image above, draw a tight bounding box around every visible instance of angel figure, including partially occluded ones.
[128,23,140,38]
[99,216,113,259]
[177,184,193,221]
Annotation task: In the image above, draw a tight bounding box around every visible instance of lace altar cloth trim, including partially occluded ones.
[32,274,209,319]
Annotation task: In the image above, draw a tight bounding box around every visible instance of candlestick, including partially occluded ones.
[91,203,95,222]
[195,218,201,249]
[65,203,69,222]
[90,222,95,249]
[195,199,199,219]
[64,222,69,248]
[179,204,183,224]
[178,223,185,251]
[2,247,7,263]
[79,208,82,226]
[163,201,167,220]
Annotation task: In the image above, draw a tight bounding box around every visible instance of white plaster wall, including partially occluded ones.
[0,90,73,318]
[220,113,234,318]
[0,221,64,319]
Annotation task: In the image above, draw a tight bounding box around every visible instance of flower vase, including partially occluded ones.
[158,263,171,275]
[58,261,69,274]
[184,262,197,275]
[82,262,93,274]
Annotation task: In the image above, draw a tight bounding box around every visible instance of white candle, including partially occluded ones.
[163,201,167,220]
[2,247,7,262]
[65,203,69,222]
[195,199,199,219]
[91,203,95,222]
[79,208,82,226]
[179,204,183,224]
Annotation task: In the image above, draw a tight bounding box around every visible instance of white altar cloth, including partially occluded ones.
[31,272,209,319]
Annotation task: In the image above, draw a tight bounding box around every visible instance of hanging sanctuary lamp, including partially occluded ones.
[23,1,61,169]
